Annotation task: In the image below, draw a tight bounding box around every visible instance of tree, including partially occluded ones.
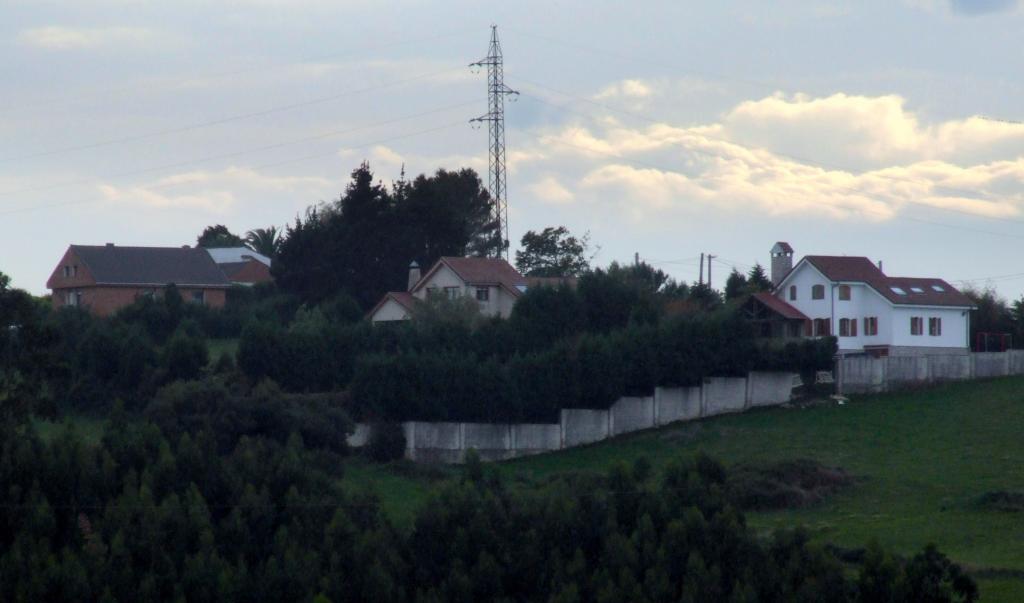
[747,263,771,292]
[245,227,282,258]
[1,271,54,422]
[724,269,748,301]
[196,225,245,248]
[515,226,593,277]
[274,163,500,308]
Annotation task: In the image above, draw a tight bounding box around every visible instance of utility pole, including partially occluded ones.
[707,254,716,289]
[470,25,518,260]
[699,252,704,285]
[634,252,640,267]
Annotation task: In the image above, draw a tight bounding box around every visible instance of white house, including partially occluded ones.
[758,242,975,356]
[369,256,531,322]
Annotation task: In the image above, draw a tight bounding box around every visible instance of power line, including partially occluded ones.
[0,28,478,116]
[0,119,467,217]
[508,75,1024,228]
[0,99,477,201]
[0,65,467,165]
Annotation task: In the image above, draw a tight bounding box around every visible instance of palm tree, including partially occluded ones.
[245,226,282,259]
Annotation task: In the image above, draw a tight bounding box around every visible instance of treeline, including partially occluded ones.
[0,413,976,602]
[234,270,834,423]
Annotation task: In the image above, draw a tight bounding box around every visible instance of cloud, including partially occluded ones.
[17,26,162,51]
[97,167,331,212]
[717,92,1024,169]
[906,0,1021,14]
[519,91,1024,224]
[529,176,574,204]
[595,79,653,100]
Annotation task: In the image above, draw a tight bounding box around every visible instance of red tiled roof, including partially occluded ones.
[800,255,974,308]
[416,256,527,296]
[367,291,419,320]
[753,292,809,321]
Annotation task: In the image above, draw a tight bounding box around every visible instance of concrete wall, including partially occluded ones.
[655,386,702,424]
[837,351,1024,394]
[561,408,610,447]
[747,372,796,407]
[703,377,747,416]
[610,396,655,436]
[350,371,800,463]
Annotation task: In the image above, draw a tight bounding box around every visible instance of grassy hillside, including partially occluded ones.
[348,375,1024,602]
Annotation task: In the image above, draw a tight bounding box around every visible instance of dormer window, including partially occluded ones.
[812,284,825,300]
[838,285,851,301]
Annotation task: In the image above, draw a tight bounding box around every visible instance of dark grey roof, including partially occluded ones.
[71,244,231,287]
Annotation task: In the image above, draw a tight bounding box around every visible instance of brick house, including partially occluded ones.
[205,247,274,285]
[47,244,232,316]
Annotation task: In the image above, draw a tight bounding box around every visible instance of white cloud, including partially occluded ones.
[528,176,574,204]
[17,26,163,51]
[521,91,1024,224]
[595,79,653,100]
[97,167,331,212]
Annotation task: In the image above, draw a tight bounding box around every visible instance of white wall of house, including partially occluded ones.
[776,261,969,353]
[413,264,518,318]
[890,306,969,349]
[373,298,411,322]
[775,262,833,323]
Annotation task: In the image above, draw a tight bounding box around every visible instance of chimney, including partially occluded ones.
[770,242,794,288]
[878,260,883,273]
[105,243,114,248]
[407,261,421,291]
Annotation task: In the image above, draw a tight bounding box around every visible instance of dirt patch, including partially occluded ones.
[976,491,1024,513]
[728,459,854,510]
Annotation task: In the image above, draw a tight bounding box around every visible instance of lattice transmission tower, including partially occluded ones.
[470,25,518,259]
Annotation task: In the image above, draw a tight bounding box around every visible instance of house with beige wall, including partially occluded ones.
[369,256,530,322]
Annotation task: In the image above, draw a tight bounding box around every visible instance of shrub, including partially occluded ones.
[163,327,209,382]
[366,422,406,462]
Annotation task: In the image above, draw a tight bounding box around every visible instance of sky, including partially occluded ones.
[3,0,1024,299]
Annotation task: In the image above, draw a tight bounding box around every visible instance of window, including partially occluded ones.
[65,291,82,306]
[72,265,78,277]
[910,286,924,293]
[839,318,852,337]
[191,290,205,304]
[931,285,945,292]
[813,318,831,336]
[476,287,489,302]
[789,285,797,301]
[838,285,851,301]
[863,316,878,336]
[62,265,70,278]
[812,284,825,300]
[890,286,907,295]
[444,286,460,300]
[929,317,942,336]
[910,316,923,336]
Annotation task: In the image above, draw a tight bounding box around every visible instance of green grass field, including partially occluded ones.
[345,376,1024,602]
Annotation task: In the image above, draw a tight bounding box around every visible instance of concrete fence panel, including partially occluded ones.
[512,424,561,457]
[887,356,923,387]
[837,356,886,394]
[463,423,513,462]
[410,421,462,463]
[1008,350,1024,376]
[611,396,655,436]
[747,372,796,407]
[703,377,747,416]
[928,354,971,382]
[975,352,1010,378]
[561,408,610,447]
[655,387,702,425]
